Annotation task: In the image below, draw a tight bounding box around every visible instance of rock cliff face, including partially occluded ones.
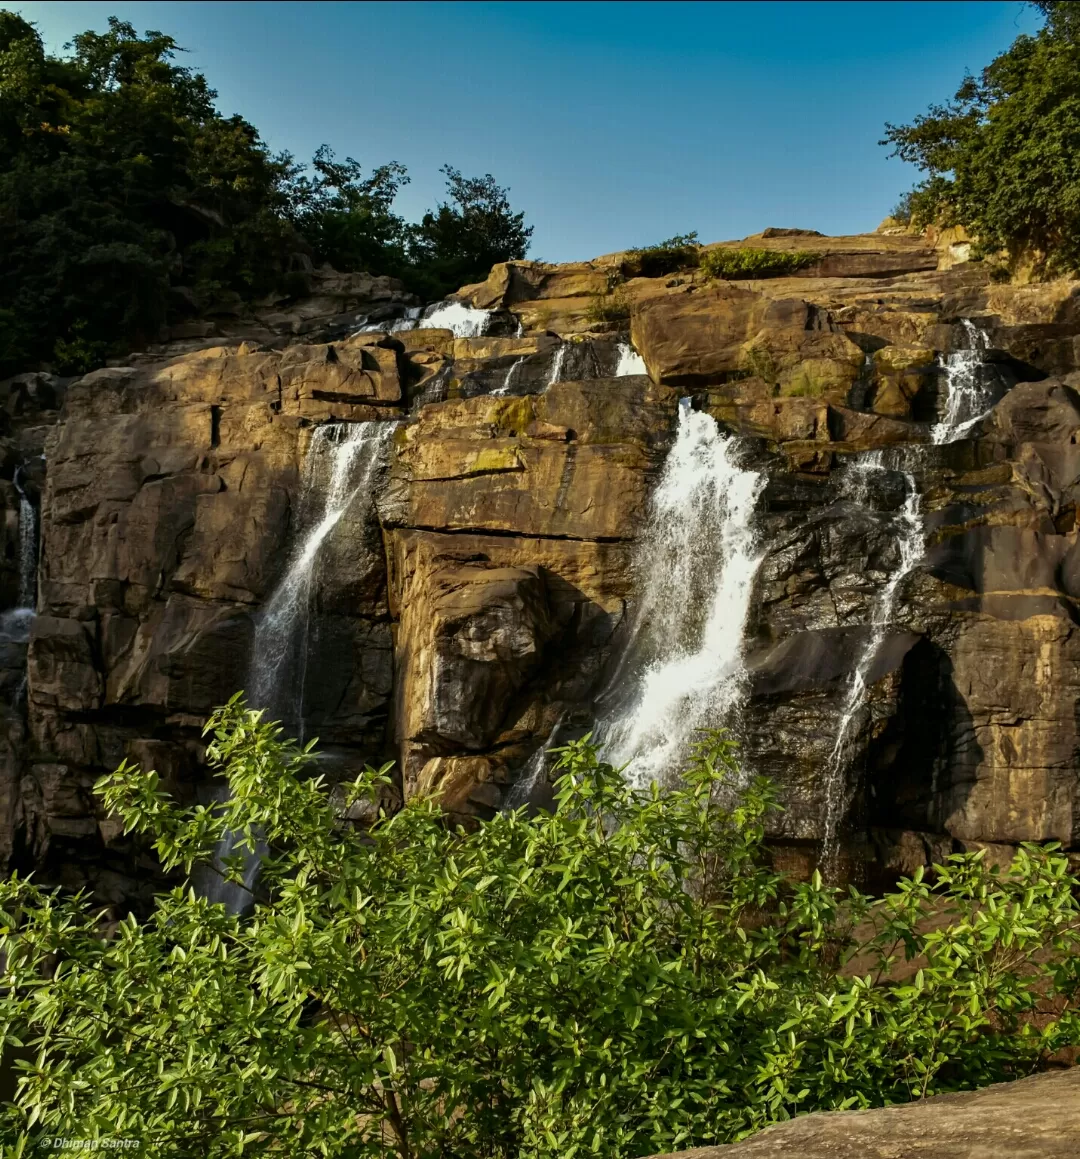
[5,233,1080,900]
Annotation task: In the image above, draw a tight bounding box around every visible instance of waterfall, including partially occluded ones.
[932,319,992,444]
[190,784,268,914]
[599,401,765,787]
[13,466,37,611]
[494,356,526,396]
[250,420,398,736]
[547,343,568,387]
[16,494,35,611]
[820,452,923,870]
[196,420,396,914]
[615,342,647,376]
[502,718,563,811]
[411,301,491,338]
[355,302,490,338]
[816,317,991,865]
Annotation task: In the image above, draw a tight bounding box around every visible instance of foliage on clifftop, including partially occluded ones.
[700,247,819,280]
[0,12,532,376]
[883,1,1080,276]
[2,698,1079,1157]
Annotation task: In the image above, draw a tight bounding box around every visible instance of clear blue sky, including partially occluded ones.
[12,1,1042,262]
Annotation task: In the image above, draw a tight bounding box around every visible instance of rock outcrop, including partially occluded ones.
[6,229,1080,899]
[639,1068,1080,1158]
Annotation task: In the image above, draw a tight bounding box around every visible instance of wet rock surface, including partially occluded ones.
[7,229,1080,898]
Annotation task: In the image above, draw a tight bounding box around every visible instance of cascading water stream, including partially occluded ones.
[494,356,526,396]
[197,420,397,913]
[932,319,992,444]
[615,342,647,376]
[819,452,923,871]
[817,319,995,868]
[250,421,399,735]
[355,301,491,338]
[502,717,564,811]
[599,400,765,786]
[12,464,37,612]
[0,462,41,701]
[547,342,568,387]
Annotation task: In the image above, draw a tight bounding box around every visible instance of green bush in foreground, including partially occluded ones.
[2,697,1079,1157]
[700,247,819,279]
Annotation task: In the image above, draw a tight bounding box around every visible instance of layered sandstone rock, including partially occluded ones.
[6,229,1080,899]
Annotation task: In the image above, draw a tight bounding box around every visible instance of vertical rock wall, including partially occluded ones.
[6,231,1080,900]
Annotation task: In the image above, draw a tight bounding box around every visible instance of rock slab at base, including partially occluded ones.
[640,1069,1080,1158]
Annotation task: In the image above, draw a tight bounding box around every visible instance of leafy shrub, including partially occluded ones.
[51,321,114,377]
[621,232,701,279]
[882,2,1080,275]
[1,698,1078,1157]
[700,247,819,279]
[585,287,631,328]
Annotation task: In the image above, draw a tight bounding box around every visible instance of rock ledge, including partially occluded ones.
[641,1069,1080,1158]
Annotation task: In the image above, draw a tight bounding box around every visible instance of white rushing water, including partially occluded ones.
[547,342,568,387]
[249,420,398,735]
[13,465,37,612]
[615,342,647,377]
[494,356,526,396]
[201,420,397,913]
[600,401,765,786]
[502,717,563,811]
[409,301,491,338]
[355,301,491,338]
[190,783,268,914]
[820,452,924,871]
[16,494,35,611]
[931,319,992,444]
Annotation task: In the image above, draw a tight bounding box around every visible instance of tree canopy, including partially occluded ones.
[1,698,1078,1156]
[0,13,532,377]
[883,1,1080,275]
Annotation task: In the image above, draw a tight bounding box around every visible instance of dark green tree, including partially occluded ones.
[0,13,534,378]
[283,145,410,282]
[882,1,1080,275]
[406,165,533,299]
[0,13,296,375]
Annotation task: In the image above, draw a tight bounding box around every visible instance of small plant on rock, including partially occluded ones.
[701,247,820,279]
[585,286,631,328]
[741,343,780,386]
[621,232,702,279]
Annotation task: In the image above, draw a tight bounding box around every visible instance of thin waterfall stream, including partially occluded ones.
[932,319,992,444]
[615,342,647,376]
[820,453,923,871]
[14,467,37,611]
[599,400,765,787]
[547,342,568,387]
[196,419,398,912]
[249,421,398,736]
[818,319,994,870]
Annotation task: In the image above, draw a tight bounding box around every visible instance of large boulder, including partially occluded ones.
[638,1069,1080,1158]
